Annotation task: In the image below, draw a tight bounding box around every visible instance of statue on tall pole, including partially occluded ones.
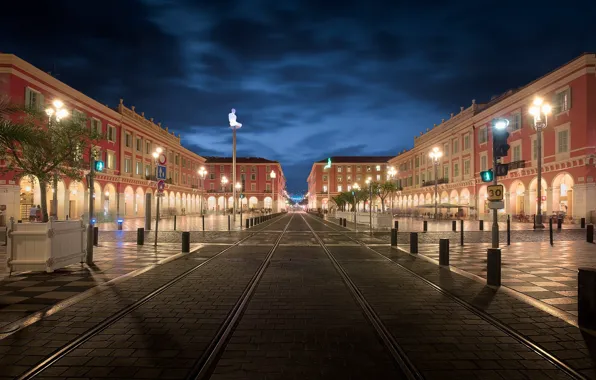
[228,108,242,221]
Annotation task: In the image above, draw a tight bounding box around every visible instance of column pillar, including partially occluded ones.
[546,187,553,215]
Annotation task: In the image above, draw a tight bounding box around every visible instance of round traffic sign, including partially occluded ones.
[157,180,165,192]
[157,153,167,166]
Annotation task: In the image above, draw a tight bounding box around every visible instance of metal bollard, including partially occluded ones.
[578,268,596,331]
[174,215,177,231]
[93,226,99,246]
[250,218,254,227]
[228,215,231,231]
[246,219,249,229]
[587,224,594,243]
[394,220,399,230]
[549,218,554,246]
[339,217,343,225]
[439,238,449,266]
[557,218,562,230]
[182,231,190,253]
[137,228,144,245]
[507,215,511,246]
[117,219,123,231]
[487,248,501,287]
[452,220,456,232]
[390,228,397,247]
[581,218,586,229]
[343,218,347,227]
[423,220,428,232]
[202,215,205,231]
[410,232,418,254]
[479,220,484,231]
[460,220,464,246]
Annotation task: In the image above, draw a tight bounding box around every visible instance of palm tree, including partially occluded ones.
[0,97,37,148]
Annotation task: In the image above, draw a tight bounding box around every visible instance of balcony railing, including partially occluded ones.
[421,178,449,187]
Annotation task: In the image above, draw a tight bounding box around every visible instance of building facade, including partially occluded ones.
[202,157,287,212]
[388,54,596,221]
[0,54,281,223]
[307,156,394,210]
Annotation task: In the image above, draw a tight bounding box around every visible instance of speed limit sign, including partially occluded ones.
[487,184,504,201]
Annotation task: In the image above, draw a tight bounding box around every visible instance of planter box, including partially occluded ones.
[7,219,86,274]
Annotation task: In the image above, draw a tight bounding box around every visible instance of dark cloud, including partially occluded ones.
[1,0,595,194]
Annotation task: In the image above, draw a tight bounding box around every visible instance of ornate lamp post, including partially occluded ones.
[388,166,397,215]
[45,99,69,220]
[352,183,360,232]
[270,169,276,213]
[366,177,372,235]
[221,176,229,215]
[198,166,207,215]
[429,147,443,220]
[151,147,164,247]
[529,97,551,228]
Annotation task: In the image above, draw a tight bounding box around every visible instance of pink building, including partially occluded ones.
[388,54,596,222]
[202,157,286,212]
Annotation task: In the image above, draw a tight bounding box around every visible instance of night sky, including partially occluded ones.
[1,0,595,195]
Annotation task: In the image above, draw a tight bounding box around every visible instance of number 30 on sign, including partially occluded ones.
[487,184,504,201]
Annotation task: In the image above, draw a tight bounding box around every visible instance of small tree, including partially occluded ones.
[378,181,397,212]
[0,105,101,222]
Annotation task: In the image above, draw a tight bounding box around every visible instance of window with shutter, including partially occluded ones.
[513,145,521,162]
[558,130,569,153]
[511,113,521,131]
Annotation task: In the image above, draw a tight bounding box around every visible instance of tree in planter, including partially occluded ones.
[377,181,398,212]
[354,188,369,212]
[0,104,102,222]
[330,194,347,211]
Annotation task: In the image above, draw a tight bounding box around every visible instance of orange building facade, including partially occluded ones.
[0,54,286,223]
[388,54,596,222]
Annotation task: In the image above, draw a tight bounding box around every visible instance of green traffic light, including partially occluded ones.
[480,170,493,182]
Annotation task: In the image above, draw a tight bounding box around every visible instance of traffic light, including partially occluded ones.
[240,193,244,199]
[493,130,510,159]
[480,170,494,182]
[495,163,509,177]
[94,160,104,172]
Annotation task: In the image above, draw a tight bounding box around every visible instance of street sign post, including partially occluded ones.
[157,165,167,180]
[487,184,504,201]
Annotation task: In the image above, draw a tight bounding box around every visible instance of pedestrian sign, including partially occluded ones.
[157,165,167,180]
[487,184,504,201]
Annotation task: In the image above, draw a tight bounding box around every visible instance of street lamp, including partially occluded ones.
[198,166,207,215]
[323,158,331,212]
[352,183,360,232]
[46,99,69,221]
[270,169,276,213]
[228,109,242,222]
[388,166,397,215]
[151,147,164,247]
[429,147,443,220]
[366,177,372,235]
[529,97,551,228]
[221,176,229,215]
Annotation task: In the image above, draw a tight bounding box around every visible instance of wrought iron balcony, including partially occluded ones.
[421,178,449,187]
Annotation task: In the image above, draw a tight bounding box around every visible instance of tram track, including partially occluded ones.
[14,213,291,380]
[299,213,423,380]
[307,214,587,380]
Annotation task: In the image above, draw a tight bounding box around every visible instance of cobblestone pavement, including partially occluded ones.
[399,241,595,321]
[96,213,267,232]
[0,243,201,329]
[0,212,594,379]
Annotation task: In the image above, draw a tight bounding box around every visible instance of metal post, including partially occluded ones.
[390,228,397,247]
[452,220,456,232]
[240,202,242,229]
[587,224,594,243]
[479,220,484,231]
[536,125,544,228]
[182,231,190,253]
[578,268,596,331]
[507,215,511,246]
[354,194,357,233]
[52,174,58,220]
[581,217,586,228]
[228,214,231,231]
[549,217,554,246]
[246,218,249,229]
[410,232,418,254]
[200,178,204,215]
[145,193,151,231]
[202,214,205,231]
[137,228,144,245]
[154,195,160,247]
[434,163,438,220]
[423,220,428,232]
[86,158,95,265]
[93,226,99,246]
[487,248,501,286]
[439,239,449,266]
[492,137,499,248]
[369,184,372,236]
[460,219,464,246]
[174,215,177,231]
[232,128,237,221]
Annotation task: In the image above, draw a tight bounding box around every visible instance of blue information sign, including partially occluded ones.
[157,165,167,180]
